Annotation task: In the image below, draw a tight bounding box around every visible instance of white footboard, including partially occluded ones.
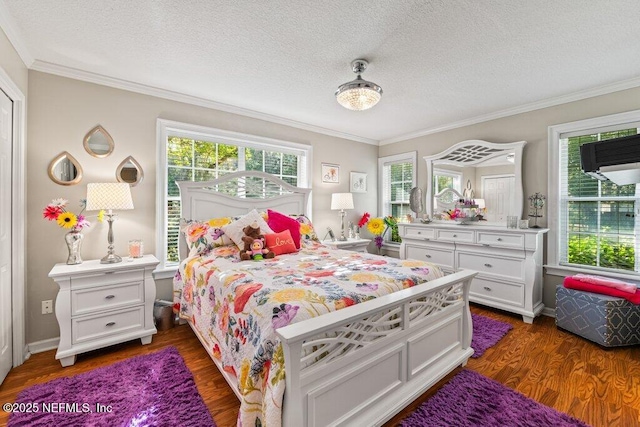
[276,269,477,427]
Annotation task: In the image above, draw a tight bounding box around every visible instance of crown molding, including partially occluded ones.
[30,60,379,146]
[0,0,34,67]
[380,75,640,145]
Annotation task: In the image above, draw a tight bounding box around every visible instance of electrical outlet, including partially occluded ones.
[42,300,53,315]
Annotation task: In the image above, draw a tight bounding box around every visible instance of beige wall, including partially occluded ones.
[379,87,640,309]
[27,71,378,343]
[0,28,27,94]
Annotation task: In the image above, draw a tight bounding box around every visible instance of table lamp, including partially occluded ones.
[86,182,134,263]
[331,192,354,241]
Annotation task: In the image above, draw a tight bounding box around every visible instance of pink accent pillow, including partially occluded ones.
[267,209,301,249]
[265,230,298,256]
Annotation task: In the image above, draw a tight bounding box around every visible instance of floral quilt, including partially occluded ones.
[173,241,444,427]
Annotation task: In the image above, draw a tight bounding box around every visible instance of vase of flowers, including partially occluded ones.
[43,198,104,265]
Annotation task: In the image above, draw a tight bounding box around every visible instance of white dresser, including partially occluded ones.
[49,255,159,366]
[398,223,547,323]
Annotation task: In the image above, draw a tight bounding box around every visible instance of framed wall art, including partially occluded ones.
[350,172,367,193]
[321,163,340,183]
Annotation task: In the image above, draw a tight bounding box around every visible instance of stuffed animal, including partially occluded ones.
[240,223,275,260]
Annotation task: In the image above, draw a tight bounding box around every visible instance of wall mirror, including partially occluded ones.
[83,125,114,158]
[425,140,526,223]
[48,151,83,185]
[116,156,143,186]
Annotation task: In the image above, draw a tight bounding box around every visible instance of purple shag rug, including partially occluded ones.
[471,313,513,358]
[401,369,589,427]
[9,346,215,427]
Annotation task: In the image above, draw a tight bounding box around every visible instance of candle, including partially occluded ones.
[128,240,143,258]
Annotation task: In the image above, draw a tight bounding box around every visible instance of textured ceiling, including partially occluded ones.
[4,0,640,143]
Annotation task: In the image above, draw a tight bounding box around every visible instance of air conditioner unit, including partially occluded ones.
[580,134,640,185]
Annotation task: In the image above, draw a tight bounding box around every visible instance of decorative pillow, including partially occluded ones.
[291,214,319,243]
[222,209,274,249]
[267,209,302,249]
[181,217,235,256]
[265,229,298,256]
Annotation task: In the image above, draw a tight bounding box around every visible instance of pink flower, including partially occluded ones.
[358,212,370,228]
[43,205,63,221]
[271,303,299,329]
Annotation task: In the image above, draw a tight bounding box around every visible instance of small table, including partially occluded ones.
[48,255,159,367]
[323,238,371,253]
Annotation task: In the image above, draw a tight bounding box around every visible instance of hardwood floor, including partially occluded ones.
[1,304,639,426]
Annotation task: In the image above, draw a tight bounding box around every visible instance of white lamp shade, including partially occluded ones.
[86,182,134,211]
[331,193,354,210]
[475,198,486,209]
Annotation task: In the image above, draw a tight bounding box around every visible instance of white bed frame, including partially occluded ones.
[177,171,476,426]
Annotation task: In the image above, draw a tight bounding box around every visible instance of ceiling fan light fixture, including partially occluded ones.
[335,59,383,111]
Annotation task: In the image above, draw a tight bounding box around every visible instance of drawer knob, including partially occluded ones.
[483,286,492,291]
[484,263,492,268]
[104,271,115,274]
[417,231,421,234]
[425,254,432,258]
[105,295,115,300]
[106,322,116,327]
[424,238,430,241]
[453,234,457,238]
[497,238,503,241]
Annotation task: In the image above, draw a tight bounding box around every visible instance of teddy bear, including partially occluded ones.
[240,223,275,261]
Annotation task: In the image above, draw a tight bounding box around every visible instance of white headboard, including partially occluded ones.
[176,171,312,259]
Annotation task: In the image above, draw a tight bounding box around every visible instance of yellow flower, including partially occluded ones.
[300,223,312,235]
[351,272,380,282]
[207,217,231,228]
[271,288,308,303]
[97,210,105,222]
[239,359,252,394]
[367,217,385,236]
[402,260,426,268]
[56,212,78,229]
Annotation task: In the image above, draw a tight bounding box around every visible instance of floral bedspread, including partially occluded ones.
[173,241,444,427]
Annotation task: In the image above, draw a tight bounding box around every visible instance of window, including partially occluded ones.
[433,168,462,195]
[157,120,311,272]
[379,152,417,235]
[549,110,640,275]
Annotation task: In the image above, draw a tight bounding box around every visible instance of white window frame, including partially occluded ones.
[378,151,417,224]
[547,109,640,280]
[433,168,463,194]
[155,119,312,276]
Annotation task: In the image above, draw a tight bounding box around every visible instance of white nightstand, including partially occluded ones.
[323,238,371,253]
[48,254,159,367]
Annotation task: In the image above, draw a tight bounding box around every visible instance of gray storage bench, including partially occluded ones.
[556,285,640,347]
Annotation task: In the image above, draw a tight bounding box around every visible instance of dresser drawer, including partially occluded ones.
[71,269,144,289]
[71,281,144,316]
[72,306,145,344]
[470,277,524,307]
[401,226,435,241]
[405,244,454,268]
[477,232,524,249]
[435,229,474,243]
[457,252,524,280]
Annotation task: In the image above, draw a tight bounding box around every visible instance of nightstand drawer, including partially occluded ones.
[71,281,144,316]
[477,232,524,249]
[470,277,524,307]
[72,306,145,344]
[457,252,524,280]
[71,269,144,289]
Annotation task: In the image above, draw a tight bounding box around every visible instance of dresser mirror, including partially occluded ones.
[424,140,526,223]
[48,151,83,185]
[83,125,114,158]
[116,156,143,186]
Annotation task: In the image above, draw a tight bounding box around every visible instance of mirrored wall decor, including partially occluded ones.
[83,125,114,158]
[48,151,83,186]
[116,156,143,186]
[425,140,526,223]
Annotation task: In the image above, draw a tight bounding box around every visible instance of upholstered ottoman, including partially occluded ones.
[556,285,640,347]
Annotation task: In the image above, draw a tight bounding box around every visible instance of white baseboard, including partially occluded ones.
[541,307,556,318]
[28,337,59,354]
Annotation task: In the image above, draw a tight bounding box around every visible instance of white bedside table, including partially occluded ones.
[48,254,159,367]
[323,238,371,253]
